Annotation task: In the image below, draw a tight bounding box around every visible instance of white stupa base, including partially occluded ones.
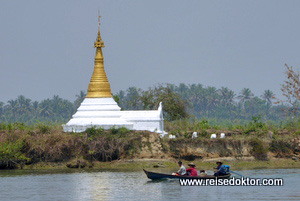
[63,98,165,134]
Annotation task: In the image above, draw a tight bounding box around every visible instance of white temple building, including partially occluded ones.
[63,16,165,135]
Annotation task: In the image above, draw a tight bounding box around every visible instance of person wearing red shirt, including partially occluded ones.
[186,163,198,176]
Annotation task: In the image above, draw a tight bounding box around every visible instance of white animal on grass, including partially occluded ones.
[210,134,217,139]
[169,135,176,139]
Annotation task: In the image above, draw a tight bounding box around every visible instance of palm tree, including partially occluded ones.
[204,87,219,116]
[51,95,63,114]
[218,87,235,106]
[238,88,254,104]
[261,90,275,105]
[74,90,86,109]
[32,101,39,117]
[39,99,53,118]
[7,99,18,119]
[227,90,235,105]
[16,95,32,115]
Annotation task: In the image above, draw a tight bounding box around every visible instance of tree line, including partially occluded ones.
[115,85,287,122]
[115,64,299,122]
[0,86,291,124]
[0,65,298,124]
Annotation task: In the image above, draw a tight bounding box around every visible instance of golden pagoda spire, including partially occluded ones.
[86,13,112,98]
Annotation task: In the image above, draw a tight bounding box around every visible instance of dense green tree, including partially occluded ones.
[140,90,155,110]
[116,85,189,121]
[150,85,189,121]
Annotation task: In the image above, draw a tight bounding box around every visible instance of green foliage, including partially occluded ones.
[198,130,209,138]
[36,124,51,134]
[74,91,86,110]
[242,116,267,135]
[112,94,120,105]
[170,84,285,121]
[249,138,268,160]
[0,94,75,124]
[0,121,297,169]
[0,123,6,130]
[116,85,189,121]
[110,127,119,134]
[0,140,29,169]
[12,122,27,131]
[109,127,130,136]
[85,127,104,138]
[196,119,211,130]
[0,122,33,132]
[0,82,294,124]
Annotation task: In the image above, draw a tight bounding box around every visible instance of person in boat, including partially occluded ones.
[214,161,228,176]
[172,161,186,176]
[186,163,198,176]
[199,169,207,177]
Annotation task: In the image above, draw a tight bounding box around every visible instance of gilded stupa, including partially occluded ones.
[63,15,165,135]
[86,17,112,98]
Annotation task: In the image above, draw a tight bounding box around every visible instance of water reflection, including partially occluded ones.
[0,169,299,201]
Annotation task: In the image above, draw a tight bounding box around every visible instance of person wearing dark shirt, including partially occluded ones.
[214,161,226,176]
[186,163,198,176]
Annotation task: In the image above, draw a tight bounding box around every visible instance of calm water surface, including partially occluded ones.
[0,168,299,201]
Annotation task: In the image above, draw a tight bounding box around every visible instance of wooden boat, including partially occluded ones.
[143,169,231,180]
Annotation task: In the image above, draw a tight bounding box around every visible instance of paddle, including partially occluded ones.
[229,170,244,177]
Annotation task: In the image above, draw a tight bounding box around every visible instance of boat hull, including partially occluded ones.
[143,169,231,180]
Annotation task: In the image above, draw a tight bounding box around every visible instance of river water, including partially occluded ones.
[0,168,299,201]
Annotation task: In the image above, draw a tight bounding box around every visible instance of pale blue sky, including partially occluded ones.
[0,0,299,102]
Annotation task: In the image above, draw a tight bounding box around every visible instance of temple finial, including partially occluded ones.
[94,10,105,47]
[98,9,100,30]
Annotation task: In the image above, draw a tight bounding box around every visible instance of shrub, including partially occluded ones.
[243,116,267,135]
[198,130,209,138]
[13,122,28,131]
[0,123,6,131]
[85,127,104,138]
[110,127,119,134]
[0,140,29,169]
[109,127,130,136]
[37,124,51,134]
[117,127,130,136]
[269,140,293,156]
[196,119,211,130]
[249,138,268,160]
